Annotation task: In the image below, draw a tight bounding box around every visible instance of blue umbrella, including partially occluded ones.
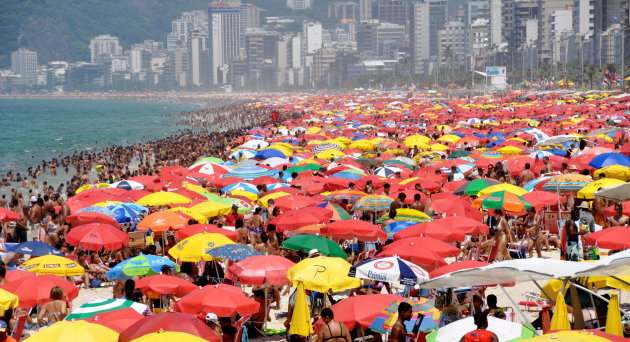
[76,206,116,218]
[255,149,287,159]
[207,244,262,261]
[383,220,418,237]
[222,182,259,194]
[106,254,179,280]
[330,172,362,180]
[225,166,277,180]
[108,203,147,223]
[588,153,630,169]
[10,241,63,256]
[349,256,429,285]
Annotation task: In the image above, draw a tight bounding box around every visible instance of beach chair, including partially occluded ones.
[478,238,499,263]
[12,315,27,341]
[234,314,252,342]
[519,291,546,312]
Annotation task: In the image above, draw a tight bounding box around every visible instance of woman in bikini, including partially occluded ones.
[494,210,512,261]
[37,286,68,326]
[523,207,544,258]
[316,308,352,342]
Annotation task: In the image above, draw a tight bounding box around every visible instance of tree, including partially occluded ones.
[586,64,597,90]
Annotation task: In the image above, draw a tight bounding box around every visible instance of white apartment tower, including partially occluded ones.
[11,48,38,86]
[90,35,123,64]
[208,0,241,85]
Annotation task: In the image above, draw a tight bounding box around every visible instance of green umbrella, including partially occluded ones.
[197,156,224,164]
[65,298,148,320]
[286,164,322,174]
[282,235,347,258]
[336,168,367,175]
[453,178,501,196]
[480,190,532,212]
[383,160,413,170]
[448,150,472,159]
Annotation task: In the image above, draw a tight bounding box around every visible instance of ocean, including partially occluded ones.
[0,98,195,175]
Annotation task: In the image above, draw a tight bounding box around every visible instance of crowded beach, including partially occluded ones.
[1,90,630,341]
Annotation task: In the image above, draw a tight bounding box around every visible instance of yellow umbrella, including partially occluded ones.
[0,288,18,313]
[287,256,360,293]
[577,178,626,199]
[167,207,208,224]
[593,165,630,181]
[190,201,232,217]
[497,146,523,155]
[258,192,291,207]
[521,331,611,341]
[23,255,85,276]
[316,149,346,160]
[136,192,192,206]
[477,183,528,197]
[91,201,123,207]
[550,291,571,330]
[230,190,258,201]
[130,331,208,342]
[168,233,235,262]
[429,143,449,152]
[183,183,209,194]
[75,184,93,194]
[23,319,117,342]
[605,292,623,336]
[437,134,462,144]
[289,281,314,337]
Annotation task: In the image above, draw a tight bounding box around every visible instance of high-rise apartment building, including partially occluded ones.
[411,0,447,73]
[208,0,241,85]
[537,0,573,64]
[359,0,376,20]
[11,48,38,86]
[90,35,123,64]
[329,2,359,21]
[372,0,408,28]
[303,21,323,55]
[287,0,311,10]
[241,3,260,30]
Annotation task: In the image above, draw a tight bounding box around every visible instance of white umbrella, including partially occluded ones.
[425,316,535,342]
[261,157,290,168]
[109,180,145,190]
[594,183,630,201]
[348,256,429,286]
[241,139,269,149]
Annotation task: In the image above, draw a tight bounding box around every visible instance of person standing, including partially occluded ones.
[459,313,498,342]
[316,308,352,342]
[389,302,413,342]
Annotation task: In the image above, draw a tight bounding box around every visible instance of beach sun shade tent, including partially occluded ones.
[594,183,630,201]
[425,316,535,342]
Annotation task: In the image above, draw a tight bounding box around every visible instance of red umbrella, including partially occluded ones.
[119,312,220,342]
[65,200,90,213]
[321,219,387,242]
[330,294,404,330]
[135,274,198,297]
[175,224,238,241]
[137,211,191,232]
[377,245,447,271]
[85,308,144,333]
[1,274,79,307]
[383,237,459,257]
[174,284,260,317]
[604,201,630,216]
[66,212,120,228]
[0,208,19,222]
[170,189,209,202]
[436,216,489,236]
[5,270,35,282]
[393,222,462,241]
[274,195,316,211]
[429,260,489,279]
[269,207,331,232]
[226,255,295,285]
[65,223,128,251]
[583,226,630,250]
[521,191,561,210]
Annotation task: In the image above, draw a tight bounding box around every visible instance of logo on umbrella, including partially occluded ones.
[44,264,61,268]
[206,242,215,247]
[312,265,327,278]
[65,263,78,268]
[374,261,394,270]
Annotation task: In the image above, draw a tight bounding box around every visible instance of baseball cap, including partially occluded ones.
[308,249,320,257]
[205,312,218,323]
[0,320,7,332]
[30,196,37,202]
[569,165,578,171]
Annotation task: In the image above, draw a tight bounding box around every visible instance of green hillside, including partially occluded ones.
[0,0,339,68]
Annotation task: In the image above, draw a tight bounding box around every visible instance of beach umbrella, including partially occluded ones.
[65,223,129,251]
[108,203,147,223]
[550,291,570,330]
[110,180,145,190]
[314,142,343,153]
[188,162,231,175]
[23,320,118,342]
[289,281,313,337]
[175,224,238,241]
[521,191,560,209]
[241,139,269,149]
[0,208,19,222]
[258,191,291,207]
[190,201,232,217]
[137,211,191,232]
[221,181,258,194]
[287,256,360,293]
[594,183,630,201]
[206,244,263,261]
[453,178,501,196]
[353,194,394,211]
[322,190,367,204]
[5,269,35,282]
[377,242,448,270]
[228,149,256,160]
[273,194,316,211]
[374,166,403,178]
[315,202,353,220]
[10,241,63,256]
[269,207,331,231]
[577,178,626,200]
[65,298,149,320]
[225,166,276,180]
[543,174,593,193]
[174,284,260,317]
[282,235,346,258]
[381,208,432,223]
[136,192,192,206]
[383,236,459,258]
[322,219,387,242]
[524,331,612,341]
[135,275,198,297]
[593,164,630,181]
[383,220,417,237]
[429,260,490,279]
[477,183,528,197]
[425,316,535,342]
[523,175,554,192]
[22,255,84,276]
[167,207,208,224]
[606,292,623,336]
[475,190,532,212]
[588,153,630,168]
[2,274,78,308]
[106,255,178,280]
[226,255,295,285]
[329,294,404,330]
[370,297,441,334]
[168,233,235,262]
[75,206,117,218]
[583,226,630,251]
[349,256,429,285]
[119,313,220,342]
[81,307,144,333]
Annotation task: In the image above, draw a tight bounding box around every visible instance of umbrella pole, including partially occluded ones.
[529,276,555,305]
[498,284,535,331]
[568,281,630,320]
[263,281,269,336]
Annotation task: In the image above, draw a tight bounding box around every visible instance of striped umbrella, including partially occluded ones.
[374,166,404,178]
[453,178,501,196]
[523,175,553,192]
[475,190,532,213]
[108,203,147,223]
[65,298,149,320]
[189,162,232,175]
[313,142,343,153]
[322,190,367,204]
[76,206,117,218]
[207,244,263,261]
[542,174,593,193]
[110,180,145,190]
[354,195,394,211]
[228,149,256,160]
[225,166,277,180]
[349,256,429,286]
[106,255,179,280]
[370,297,440,334]
[221,182,258,194]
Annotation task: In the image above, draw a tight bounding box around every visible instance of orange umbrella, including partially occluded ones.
[137,211,191,232]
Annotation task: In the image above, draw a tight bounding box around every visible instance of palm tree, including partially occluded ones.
[586,64,597,90]
[442,45,455,84]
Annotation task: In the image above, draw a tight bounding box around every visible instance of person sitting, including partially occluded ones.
[37,286,68,326]
[316,308,352,342]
